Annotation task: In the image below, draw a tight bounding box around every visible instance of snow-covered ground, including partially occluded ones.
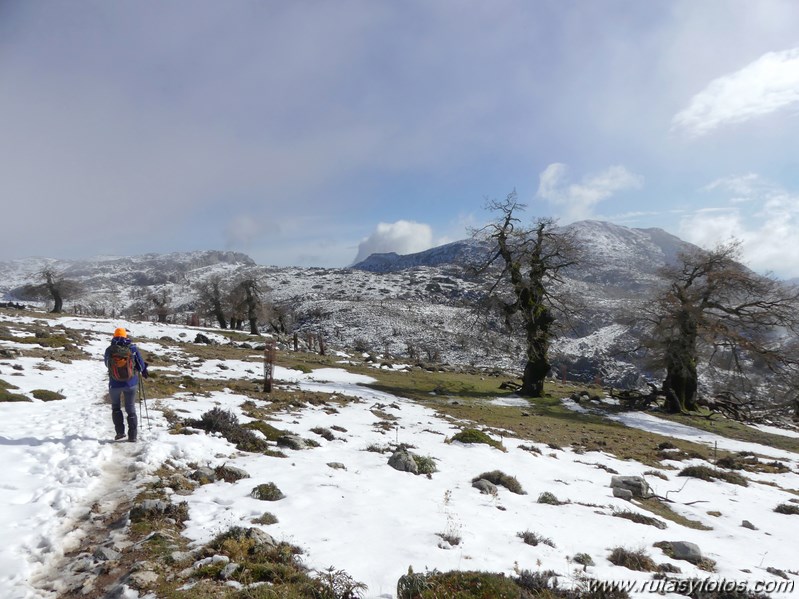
[1,312,798,598]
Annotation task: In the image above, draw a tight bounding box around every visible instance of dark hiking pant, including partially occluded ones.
[110,386,137,441]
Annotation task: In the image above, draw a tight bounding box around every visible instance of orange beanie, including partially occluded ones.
[113,327,127,338]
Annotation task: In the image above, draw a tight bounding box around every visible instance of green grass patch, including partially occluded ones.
[679,465,749,487]
[0,379,30,402]
[31,389,65,401]
[450,428,506,451]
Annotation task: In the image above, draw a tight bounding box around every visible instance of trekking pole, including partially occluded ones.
[138,377,151,431]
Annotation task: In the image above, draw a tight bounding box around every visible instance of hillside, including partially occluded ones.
[0,221,696,392]
[0,309,798,598]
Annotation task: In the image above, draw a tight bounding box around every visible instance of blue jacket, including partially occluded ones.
[104,337,147,389]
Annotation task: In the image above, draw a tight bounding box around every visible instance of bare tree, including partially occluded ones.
[473,191,581,397]
[233,273,268,335]
[18,267,81,313]
[150,289,171,323]
[194,276,230,329]
[644,242,799,415]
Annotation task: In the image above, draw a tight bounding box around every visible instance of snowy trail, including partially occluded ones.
[0,341,135,599]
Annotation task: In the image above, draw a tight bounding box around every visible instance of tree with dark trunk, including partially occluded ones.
[645,242,799,414]
[232,274,268,336]
[194,276,229,329]
[18,268,81,313]
[150,289,171,323]
[474,191,581,397]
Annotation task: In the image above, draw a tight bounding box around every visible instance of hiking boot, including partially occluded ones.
[114,433,125,441]
[126,437,137,443]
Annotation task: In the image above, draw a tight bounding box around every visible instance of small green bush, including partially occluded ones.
[187,408,270,453]
[572,553,595,567]
[517,530,555,547]
[537,491,565,505]
[472,470,525,495]
[451,428,506,451]
[251,482,285,501]
[253,512,279,525]
[413,454,438,475]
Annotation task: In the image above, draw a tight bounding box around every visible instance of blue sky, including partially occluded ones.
[2,1,799,276]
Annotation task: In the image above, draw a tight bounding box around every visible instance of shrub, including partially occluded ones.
[774,503,799,515]
[517,530,555,547]
[251,482,285,501]
[413,455,438,475]
[311,426,336,441]
[187,408,270,453]
[678,465,748,487]
[608,547,658,571]
[612,509,667,529]
[472,470,525,494]
[572,553,595,567]
[314,566,368,599]
[537,491,565,505]
[253,512,278,525]
[451,428,506,451]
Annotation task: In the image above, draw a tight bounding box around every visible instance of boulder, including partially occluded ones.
[610,475,652,498]
[190,467,217,484]
[670,541,703,564]
[472,479,498,495]
[388,449,419,474]
[612,487,634,501]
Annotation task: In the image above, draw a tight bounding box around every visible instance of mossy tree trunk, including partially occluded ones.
[479,192,580,398]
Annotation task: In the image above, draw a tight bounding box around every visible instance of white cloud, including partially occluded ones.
[224,215,275,249]
[536,163,643,222]
[672,47,799,138]
[352,220,434,264]
[679,175,799,277]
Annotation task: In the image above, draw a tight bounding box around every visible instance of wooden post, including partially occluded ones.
[263,340,276,393]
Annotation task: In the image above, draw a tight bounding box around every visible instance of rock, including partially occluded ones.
[194,333,213,344]
[128,570,159,587]
[610,475,652,498]
[472,479,498,495]
[612,487,634,501]
[277,434,307,450]
[327,462,347,470]
[93,546,121,562]
[388,449,419,474]
[214,464,250,482]
[193,555,230,570]
[741,520,758,530]
[190,467,217,484]
[670,541,703,564]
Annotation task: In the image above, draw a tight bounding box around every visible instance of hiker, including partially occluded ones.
[104,327,148,442]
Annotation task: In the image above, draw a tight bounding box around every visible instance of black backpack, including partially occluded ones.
[108,344,135,382]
